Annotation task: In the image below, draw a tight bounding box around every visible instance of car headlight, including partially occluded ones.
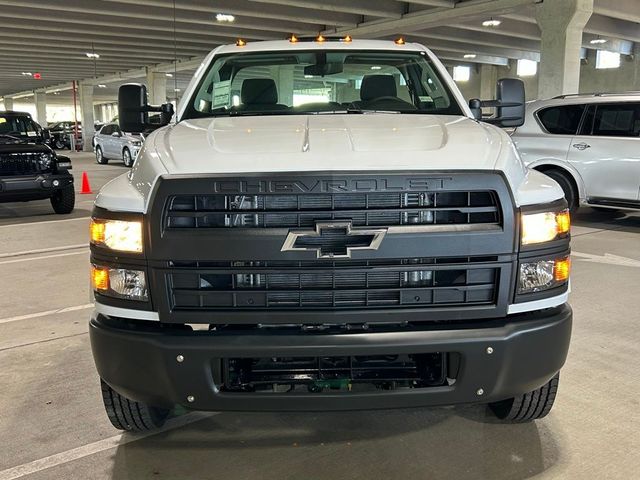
[131,140,142,146]
[521,209,570,246]
[518,256,571,294]
[90,218,143,253]
[92,264,148,301]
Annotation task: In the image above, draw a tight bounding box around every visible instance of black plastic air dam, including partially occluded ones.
[90,304,572,412]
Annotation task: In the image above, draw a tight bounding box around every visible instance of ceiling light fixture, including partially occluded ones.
[464,54,477,59]
[482,18,501,27]
[590,37,607,45]
[165,73,173,77]
[21,72,32,76]
[86,52,100,59]
[98,84,107,88]
[216,13,235,22]
[371,66,382,70]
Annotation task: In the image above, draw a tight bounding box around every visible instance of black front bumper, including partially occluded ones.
[90,304,572,411]
[0,172,73,202]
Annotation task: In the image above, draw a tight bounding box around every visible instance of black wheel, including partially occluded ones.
[122,148,134,167]
[50,184,75,214]
[54,138,65,149]
[544,170,578,214]
[489,373,559,423]
[100,380,170,432]
[95,146,108,164]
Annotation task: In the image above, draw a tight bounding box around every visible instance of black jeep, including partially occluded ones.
[0,111,75,214]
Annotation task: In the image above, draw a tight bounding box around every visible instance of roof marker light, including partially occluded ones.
[343,35,352,43]
[289,34,298,43]
[316,34,326,43]
[395,37,406,45]
[236,38,246,47]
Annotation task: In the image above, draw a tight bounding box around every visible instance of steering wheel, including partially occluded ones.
[362,96,417,110]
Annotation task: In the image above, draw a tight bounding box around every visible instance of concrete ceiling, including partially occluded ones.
[0,0,638,98]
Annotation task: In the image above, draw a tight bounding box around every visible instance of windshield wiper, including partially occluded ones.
[0,134,27,143]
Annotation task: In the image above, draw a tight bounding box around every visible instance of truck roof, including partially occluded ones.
[214,38,428,55]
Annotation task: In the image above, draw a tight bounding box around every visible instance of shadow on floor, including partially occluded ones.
[572,208,640,234]
[109,405,559,480]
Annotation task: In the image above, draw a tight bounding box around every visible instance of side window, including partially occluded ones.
[592,103,640,137]
[537,105,586,135]
[101,125,113,135]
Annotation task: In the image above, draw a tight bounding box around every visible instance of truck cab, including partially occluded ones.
[89,39,572,432]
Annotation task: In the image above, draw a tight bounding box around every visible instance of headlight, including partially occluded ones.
[521,209,570,246]
[92,265,148,301]
[131,140,142,146]
[90,219,143,253]
[39,153,53,169]
[518,256,571,294]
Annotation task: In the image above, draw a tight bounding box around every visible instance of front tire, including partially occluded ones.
[544,170,578,214]
[489,373,559,423]
[54,138,65,150]
[95,146,108,164]
[100,380,170,432]
[50,184,75,214]
[122,148,134,167]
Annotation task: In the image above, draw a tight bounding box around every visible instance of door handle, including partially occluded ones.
[572,143,591,151]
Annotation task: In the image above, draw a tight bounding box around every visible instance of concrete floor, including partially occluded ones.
[0,152,639,480]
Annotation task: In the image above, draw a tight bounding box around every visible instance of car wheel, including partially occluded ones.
[54,138,65,149]
[95,146,108,164]
[488,373,559,423]
[101,380,170,432]
[122,148,134,168]
[544,169,578,214]
[50,184,75,214]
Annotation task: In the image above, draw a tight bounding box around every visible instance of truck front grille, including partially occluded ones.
[165,190,499,229]
[166,257,499,311]
[0,153,50,176]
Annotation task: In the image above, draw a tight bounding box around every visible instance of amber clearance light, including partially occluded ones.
[91,265,109,291]
[554,257,571,283]
[236,38,246,47]
[289,34,298,43]
[395,37,406,45]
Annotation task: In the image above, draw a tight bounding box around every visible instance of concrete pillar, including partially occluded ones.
[34,92,47,125]
[78,83,95,152]
[146,69,167,105]
[479,65,497,100]
[3,97,14,111]
[535,0,593,99]
[275,67,294,105]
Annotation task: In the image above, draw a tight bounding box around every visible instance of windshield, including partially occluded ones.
[0,115,41,141]
[184,50,464,119]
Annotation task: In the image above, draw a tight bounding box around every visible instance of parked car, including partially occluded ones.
[48,121,83,150]
[0,111,74,213]
[93,123,143,167]
[512,93,640,212]
[89,38,572,432]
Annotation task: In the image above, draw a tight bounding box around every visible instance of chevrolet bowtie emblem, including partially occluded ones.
[281,222,387,259]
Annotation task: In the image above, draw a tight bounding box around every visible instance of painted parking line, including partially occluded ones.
[0,244,87,259]
[0,250,88,265]
[0,412,216,480]
[0,216,90,229]
[0,304,94,325]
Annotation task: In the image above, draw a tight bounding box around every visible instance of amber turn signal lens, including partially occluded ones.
[91,265,109,291]
[556,210,571,235]
[89,219,105,245]
[554,257,571,283]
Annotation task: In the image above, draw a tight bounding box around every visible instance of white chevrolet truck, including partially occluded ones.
[89,38,572,432]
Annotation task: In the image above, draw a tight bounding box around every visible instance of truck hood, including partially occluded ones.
[155,114,506,174]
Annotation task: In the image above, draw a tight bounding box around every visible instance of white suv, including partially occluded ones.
[512,93,640,212]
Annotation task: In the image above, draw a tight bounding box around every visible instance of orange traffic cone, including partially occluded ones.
[80,171,92,194]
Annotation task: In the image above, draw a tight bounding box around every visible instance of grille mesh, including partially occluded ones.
[0,153,50,176]
[165,191,500,229]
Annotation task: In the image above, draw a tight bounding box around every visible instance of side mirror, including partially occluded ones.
[111,131,121,137]
[118,83,174,134]
[470,78,526,128]
[42,128,51,140]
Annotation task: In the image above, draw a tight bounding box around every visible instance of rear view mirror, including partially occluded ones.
[118,83,175,134]
[304,62,344,77]
[469,78,526,128]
